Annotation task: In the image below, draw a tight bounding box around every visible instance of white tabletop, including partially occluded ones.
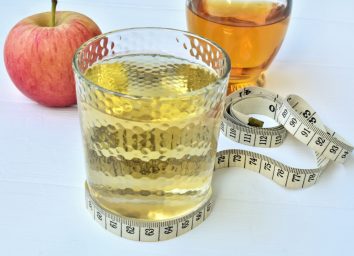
[1,0,354,255]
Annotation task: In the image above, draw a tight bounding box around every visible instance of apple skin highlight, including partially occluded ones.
[4,11,101,107]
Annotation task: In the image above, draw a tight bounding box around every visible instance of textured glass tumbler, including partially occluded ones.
[187,0,291,94]
[73,28,230,221]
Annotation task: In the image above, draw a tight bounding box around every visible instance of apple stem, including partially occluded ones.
[51,0,58,27]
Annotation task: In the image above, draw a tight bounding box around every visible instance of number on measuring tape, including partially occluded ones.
[178,217,193,236]
[215,154,229,168]
[122,223,139,240]
[160,224,178,241]
[284,115,301,135]
[106,214,121,236]
[141,227,159,242]
[309,134,330,154]
[229,153,246,168]
[193,210,204,227]
[220,121,225,133]
[308,117,317,124]
[245,155,261,172]
[302,110,311,118]
[269,104,276,113]
[277,105,290,125]
[271,135,283,147]
[260,160,275,179]
[294,124,315,144]
[273,167,288,186]
[227,126,239,141]
[304,173,318,188]
[287,173,306,189]
[255,135,271,147]
[239,88,252,98]
[240,131,254,146]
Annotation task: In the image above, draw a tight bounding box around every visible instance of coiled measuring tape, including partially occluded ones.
[85,86,353,242]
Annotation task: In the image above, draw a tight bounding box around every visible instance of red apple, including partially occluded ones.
[4,2,101,107]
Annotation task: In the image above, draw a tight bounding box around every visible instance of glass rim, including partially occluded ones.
[72,27,231,100]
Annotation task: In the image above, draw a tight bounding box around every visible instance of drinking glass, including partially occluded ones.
[186,0,292,94]
[73,28,230,221]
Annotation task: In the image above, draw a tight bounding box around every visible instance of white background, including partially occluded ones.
[0,0,354,255]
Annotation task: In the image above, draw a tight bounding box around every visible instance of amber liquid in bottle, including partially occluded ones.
[187,0,290,93]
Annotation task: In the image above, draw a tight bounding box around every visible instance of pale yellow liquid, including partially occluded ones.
[80,54,221,220]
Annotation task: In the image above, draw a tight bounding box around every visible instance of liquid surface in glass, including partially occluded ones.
[81,54,220,220]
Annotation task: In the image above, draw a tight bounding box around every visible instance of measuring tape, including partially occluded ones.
[85,86,353,242]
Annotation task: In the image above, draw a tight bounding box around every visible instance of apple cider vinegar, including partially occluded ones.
[187,0,290,93]
[80,54,222,220]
